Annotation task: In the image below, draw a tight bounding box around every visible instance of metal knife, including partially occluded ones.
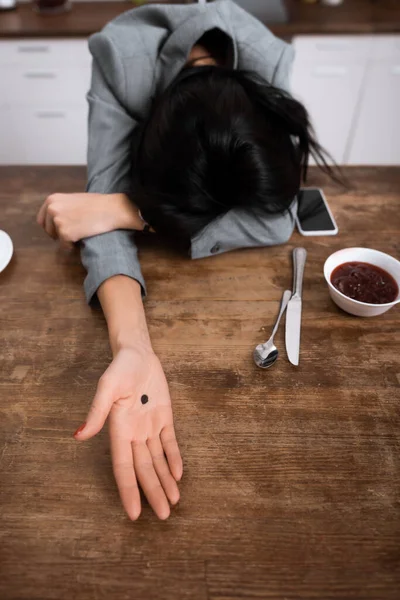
[285,247,307,366]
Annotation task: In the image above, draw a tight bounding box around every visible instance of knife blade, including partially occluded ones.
[285,247,307,366]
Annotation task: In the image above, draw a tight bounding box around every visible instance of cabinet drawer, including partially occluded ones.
[293,35,373,64]
[372,35,400,61]
[0,39,91,67]
[347,63,400,165]
[0,66,91,107]
[0,106,88,165]
[291,61,366,164]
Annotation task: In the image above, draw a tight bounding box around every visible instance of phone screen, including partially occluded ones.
[297,189,336,232]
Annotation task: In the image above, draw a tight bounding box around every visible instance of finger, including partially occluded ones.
[161,425,183,482]
[45,209,57,240]
[147,437,180,506]
[74,378,114,441]
[37,199,48,227]
[110,427,141,521]
[133,441,170,520]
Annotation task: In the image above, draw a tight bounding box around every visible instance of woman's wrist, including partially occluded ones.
[107,193,143,231]
[98,275,153,357]
[112,330,153,357]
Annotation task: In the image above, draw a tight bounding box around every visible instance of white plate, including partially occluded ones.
[0,230,13,273]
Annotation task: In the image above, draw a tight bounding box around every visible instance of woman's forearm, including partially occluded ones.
[97,275,152,356]
[37,192,144,246]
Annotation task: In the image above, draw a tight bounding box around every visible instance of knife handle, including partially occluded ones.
[292,247,307,297]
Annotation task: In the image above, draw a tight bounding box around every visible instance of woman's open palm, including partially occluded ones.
[74,347,183,520]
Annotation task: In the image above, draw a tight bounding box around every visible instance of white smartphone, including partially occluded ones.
[296,188,338,236]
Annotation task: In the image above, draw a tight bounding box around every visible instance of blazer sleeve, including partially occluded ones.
[81,32,146,304]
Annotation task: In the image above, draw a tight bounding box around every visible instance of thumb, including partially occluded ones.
[73,379,114,441]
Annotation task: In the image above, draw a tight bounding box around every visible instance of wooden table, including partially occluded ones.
[0,0,400,39]
[0,166,399,599]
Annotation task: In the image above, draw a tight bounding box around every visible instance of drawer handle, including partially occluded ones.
[391,66,400,76]
[24,72,57,79]
[312,66,348,78]
[36,112,66,119]
[315,43,351,52]
[18,46,50,54]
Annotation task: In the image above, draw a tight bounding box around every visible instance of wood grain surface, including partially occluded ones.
[0,0,400,39]
[0,166,399,600]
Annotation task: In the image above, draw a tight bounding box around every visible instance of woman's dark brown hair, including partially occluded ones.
[132,65,336,251]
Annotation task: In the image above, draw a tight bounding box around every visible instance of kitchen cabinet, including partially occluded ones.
[1,35,400,166]
[0,39,91,165]
[347,36,400,165]
[0,106,88,165]
[291,36,372,165]
[0,39,91,67]
[291,35,400,166]
[291,62,367,165]
[2,66,91,106]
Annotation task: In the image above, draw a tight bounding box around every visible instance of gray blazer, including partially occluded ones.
[81,0,296,303]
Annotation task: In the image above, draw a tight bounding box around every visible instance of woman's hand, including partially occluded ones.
[73,345,183,520]
[37,192,144,245]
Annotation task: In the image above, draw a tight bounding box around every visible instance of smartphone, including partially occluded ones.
[296,188,338,236]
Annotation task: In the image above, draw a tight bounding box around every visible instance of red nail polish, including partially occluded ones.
[73,422,86,437]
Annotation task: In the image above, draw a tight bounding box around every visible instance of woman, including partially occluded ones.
[37,0,331,521]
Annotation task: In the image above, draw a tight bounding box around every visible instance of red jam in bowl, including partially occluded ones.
[331,262,399,304]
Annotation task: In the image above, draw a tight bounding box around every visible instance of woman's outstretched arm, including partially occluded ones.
[74,275,183,520]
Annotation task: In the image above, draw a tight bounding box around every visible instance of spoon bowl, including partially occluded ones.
[253,341,279,369]
[253,290,292,369]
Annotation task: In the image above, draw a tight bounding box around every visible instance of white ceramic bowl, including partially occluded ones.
[324,247,400,317]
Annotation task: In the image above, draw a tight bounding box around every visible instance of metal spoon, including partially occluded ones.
[253,290,292,369]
